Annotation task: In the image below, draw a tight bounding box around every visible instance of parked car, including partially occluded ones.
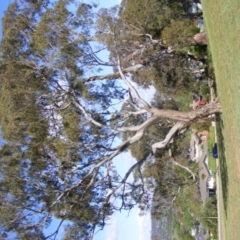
[212,143,218,158]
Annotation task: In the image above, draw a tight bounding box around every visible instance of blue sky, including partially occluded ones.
[89,2,153,239]
[0,0,12,38]
[0,0,152,239]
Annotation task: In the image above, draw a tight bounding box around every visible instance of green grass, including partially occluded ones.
[202,1,240,239]
[173,184,202,239]
[207,126,217,174]
[174,92,192,111]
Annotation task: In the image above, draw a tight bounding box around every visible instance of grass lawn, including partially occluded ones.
[202,1,240,239]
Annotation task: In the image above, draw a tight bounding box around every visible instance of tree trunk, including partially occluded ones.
[150,101,221,122]
[192,32,208,45]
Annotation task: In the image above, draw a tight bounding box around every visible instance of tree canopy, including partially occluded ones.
[0,0,220,239]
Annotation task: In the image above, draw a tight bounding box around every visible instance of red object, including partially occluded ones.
[199,100,206,105]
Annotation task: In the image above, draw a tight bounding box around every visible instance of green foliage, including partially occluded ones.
[0,62,48,143]
[201,173,206,180]
[173,183,202,239]
[0,1,107,238]
[144,155,180,216]
[183,234,195,240]
[200,198,218,239]
[61,107,82,142]
[121,0,173,37]
[131,68,158,89]
[129,124,169,160]
[174,92,192,111]
[200,84,210,101]
[189,45,208,59]
[32,9,53,54]
[191,122,211,132]
[161,20,199,47]
[182,211,195,230]
[153,54,196,96]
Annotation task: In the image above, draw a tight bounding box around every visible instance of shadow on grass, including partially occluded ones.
[216,114,228,217]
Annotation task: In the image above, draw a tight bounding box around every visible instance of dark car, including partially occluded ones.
[212,143,218,158]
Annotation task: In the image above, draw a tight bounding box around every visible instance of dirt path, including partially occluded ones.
[198,141,210,202]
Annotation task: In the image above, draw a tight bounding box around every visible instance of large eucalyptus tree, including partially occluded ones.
[0,0,220,238]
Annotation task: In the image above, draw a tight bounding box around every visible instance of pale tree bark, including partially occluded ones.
[171,158,196,181]
[192,32,208,45]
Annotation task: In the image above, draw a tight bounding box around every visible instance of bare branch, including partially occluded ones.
[121,109,148,120]
[105,151,154,204]
[45,218,65,240]
[118,116,157,132]
[150,101,222,122]
[78,64,145,83]
[117,58,151,109]
[171,158,196,181]
[170,187,181,207]
[71,94,108,129]
[152,122,185,153]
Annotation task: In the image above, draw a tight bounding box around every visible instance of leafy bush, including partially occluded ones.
[200,84,210,101]
[201,173,206,180]
[201,197,218,239]
[161,20,199,47]
[174,92,192,111]
[189,45,208,59]
[191,122,211,132]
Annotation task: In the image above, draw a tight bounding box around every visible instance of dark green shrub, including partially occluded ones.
[200,84,210,94]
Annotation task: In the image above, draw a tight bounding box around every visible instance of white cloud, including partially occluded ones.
[129,80,156,105]
[118,151,136,173]
[106,212,119,240]
[136,209,152,240]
